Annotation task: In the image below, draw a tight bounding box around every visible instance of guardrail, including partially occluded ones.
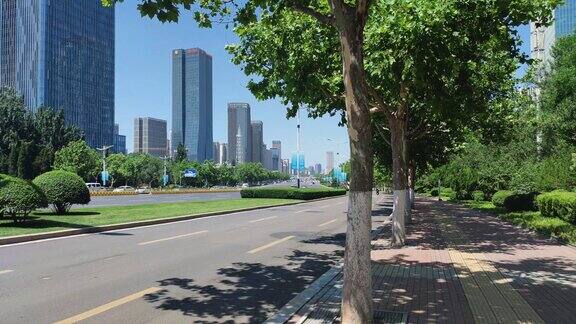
[90,188,240,197]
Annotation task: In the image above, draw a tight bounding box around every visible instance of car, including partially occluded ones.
[85,182,102,192]
[135,187,151,194]
[241,183,249,188]
[113,185,134,192]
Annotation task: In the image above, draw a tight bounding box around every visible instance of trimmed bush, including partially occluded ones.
[472,190,485,202]
[537,192,576,225]
[241,187,346,200]
[0,173,47,221]
[440,188,456,200]
[33,170,90,214]
[430,188,439,197]
[492,190,537,211]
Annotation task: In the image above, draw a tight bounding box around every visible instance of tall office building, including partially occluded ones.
[0,0,115,148]
[113,124,127,154]
[251,121,263,163]
[270,147,280,171]
[315,163,322,175]
[172,48,213,162]
[213,142,220,164]
[228,103,252,165]
[218,143,228,165]
[281,159,290,174]
[326,151,335,174]
[134,117,167,157]
[531,0,576,63]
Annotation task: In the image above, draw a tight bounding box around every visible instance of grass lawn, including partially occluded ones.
[462,200,576,245]
[0,198,299,238]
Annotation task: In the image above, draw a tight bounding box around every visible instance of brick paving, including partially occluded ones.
[284,196,576,324]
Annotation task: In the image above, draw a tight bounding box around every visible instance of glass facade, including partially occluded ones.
[0,0,115,148]
[531,0,576,63]
[556,0,576,38]
[227,102,252,165]
[172,48,213,162]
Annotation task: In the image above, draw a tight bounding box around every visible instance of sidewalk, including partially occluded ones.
[271,197,576,323]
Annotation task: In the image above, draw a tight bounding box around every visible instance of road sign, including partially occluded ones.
[162,174,169,186]
[183,168,197,178]
[101,171,110,182]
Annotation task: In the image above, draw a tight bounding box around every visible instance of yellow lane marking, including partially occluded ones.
[318,219,338,227]
[247,236,295,254]
[249,216,277,223]
[294,209,311,214]
[138,230,208,246]
[0,269,14,275]
[55,287,161,324]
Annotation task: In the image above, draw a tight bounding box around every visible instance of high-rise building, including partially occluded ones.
[227,103,252,165]
[263,146,273,170]
[315,163,322,175]
[113,124,127,154]
[326,151,335,174]
[281,159,290,174]
[213,142,220,164]
[134,117,167,157]
[217,143,228,165]
[251,121,264,163]
[172,48,213,162]
[531,0,576,63]
[0,0,115,148]
[270,147,281,171]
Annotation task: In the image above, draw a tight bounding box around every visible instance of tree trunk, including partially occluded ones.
[389,114,409,246]
[407,161,415,213]
[333,9,374,324]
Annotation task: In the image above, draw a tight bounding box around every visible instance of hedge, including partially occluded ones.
[33,170,90,214]
[537,192,576,225]
[0,173,47,220]
[492,190,538,211]
[472,190,485,202]
[241,187,347,200]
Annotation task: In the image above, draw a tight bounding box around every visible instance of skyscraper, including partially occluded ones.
[0,0,115,148]
[326,151,335,174]
[227,103,252,165]
[531,0,576,63]
[217,143,228,165]
[113,124,127,154]
[315,163,322,175]
[251,121,263,163]
[172,48,213,162]
[134,117,167,157]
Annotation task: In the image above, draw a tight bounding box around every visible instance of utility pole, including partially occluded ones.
[161,155,169,187]
[296,109,301,188]
[97,145,114,187]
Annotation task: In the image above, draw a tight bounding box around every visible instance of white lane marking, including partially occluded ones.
[318,219,338,227]
[247,236,295,254]
[54,287,161,324]
[249,216,277,223]
[336,201,346,205]
[138,230,208,246]
[0,269,14,275]
[319,204,331,208]
[295,209,311,214]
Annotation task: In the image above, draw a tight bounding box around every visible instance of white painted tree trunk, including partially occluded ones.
[342,191,373,323]
[410,188,415,207]
[392,189,407,247]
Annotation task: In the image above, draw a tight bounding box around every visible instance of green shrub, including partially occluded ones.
[440,187,456,200]
[492,190,537,211]
[241,187,346,200]
[430,188,439,197]
[33,170,90,214]
[0,173,47,220]
[472,190,485,202]
[537,192,576,225]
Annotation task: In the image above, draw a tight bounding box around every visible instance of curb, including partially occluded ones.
[0,195,347,246]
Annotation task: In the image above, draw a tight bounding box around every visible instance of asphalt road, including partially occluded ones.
[0,195,390,323]
[84,191,242,208]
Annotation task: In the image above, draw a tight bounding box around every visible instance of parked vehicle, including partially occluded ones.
[113,186,134,192]
[241,183,249,188]
[85,183,102,192]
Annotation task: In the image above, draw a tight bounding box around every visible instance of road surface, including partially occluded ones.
[0,195,390,323]
[84,191,241,208]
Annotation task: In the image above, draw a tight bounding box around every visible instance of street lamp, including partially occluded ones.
[97,145,114,187]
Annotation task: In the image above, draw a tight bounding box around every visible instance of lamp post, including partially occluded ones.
[97,145,114,187]
[296,109,301,188]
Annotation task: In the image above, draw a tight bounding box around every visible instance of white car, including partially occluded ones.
[241,183,249,188]
[135,187,151,194]
[85,183,102,192]
[113,186,134,192]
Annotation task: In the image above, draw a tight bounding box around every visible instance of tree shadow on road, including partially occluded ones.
[144,232,346,323]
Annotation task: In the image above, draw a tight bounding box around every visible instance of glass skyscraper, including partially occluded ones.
[172,48,213,162]
[0,0,115,148]
[531,0,576,63]
[227,102,252,165]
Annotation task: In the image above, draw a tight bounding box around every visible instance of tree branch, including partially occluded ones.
[367,85,393,116]
[288,2,336,26]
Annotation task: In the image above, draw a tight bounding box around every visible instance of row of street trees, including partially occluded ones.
[105,0,559,321]
[0,88,83,179]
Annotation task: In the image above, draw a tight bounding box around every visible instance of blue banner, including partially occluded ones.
[183,168,197,178]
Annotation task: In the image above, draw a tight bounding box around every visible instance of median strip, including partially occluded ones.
[0,269,14,275]
[318,219,338,227]
[247,236,295,254]
[249,216,277,223]
[138,230,208,246]
[55,287,161,324]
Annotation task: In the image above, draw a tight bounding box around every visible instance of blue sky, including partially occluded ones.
[115,5,531,166]
[115,5,349,167]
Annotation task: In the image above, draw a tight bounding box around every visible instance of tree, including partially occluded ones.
[106,153,129,187]
[17,141,35,180]
[175,143,188,163]
[54,141,100,181]
[103,1,558,321]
